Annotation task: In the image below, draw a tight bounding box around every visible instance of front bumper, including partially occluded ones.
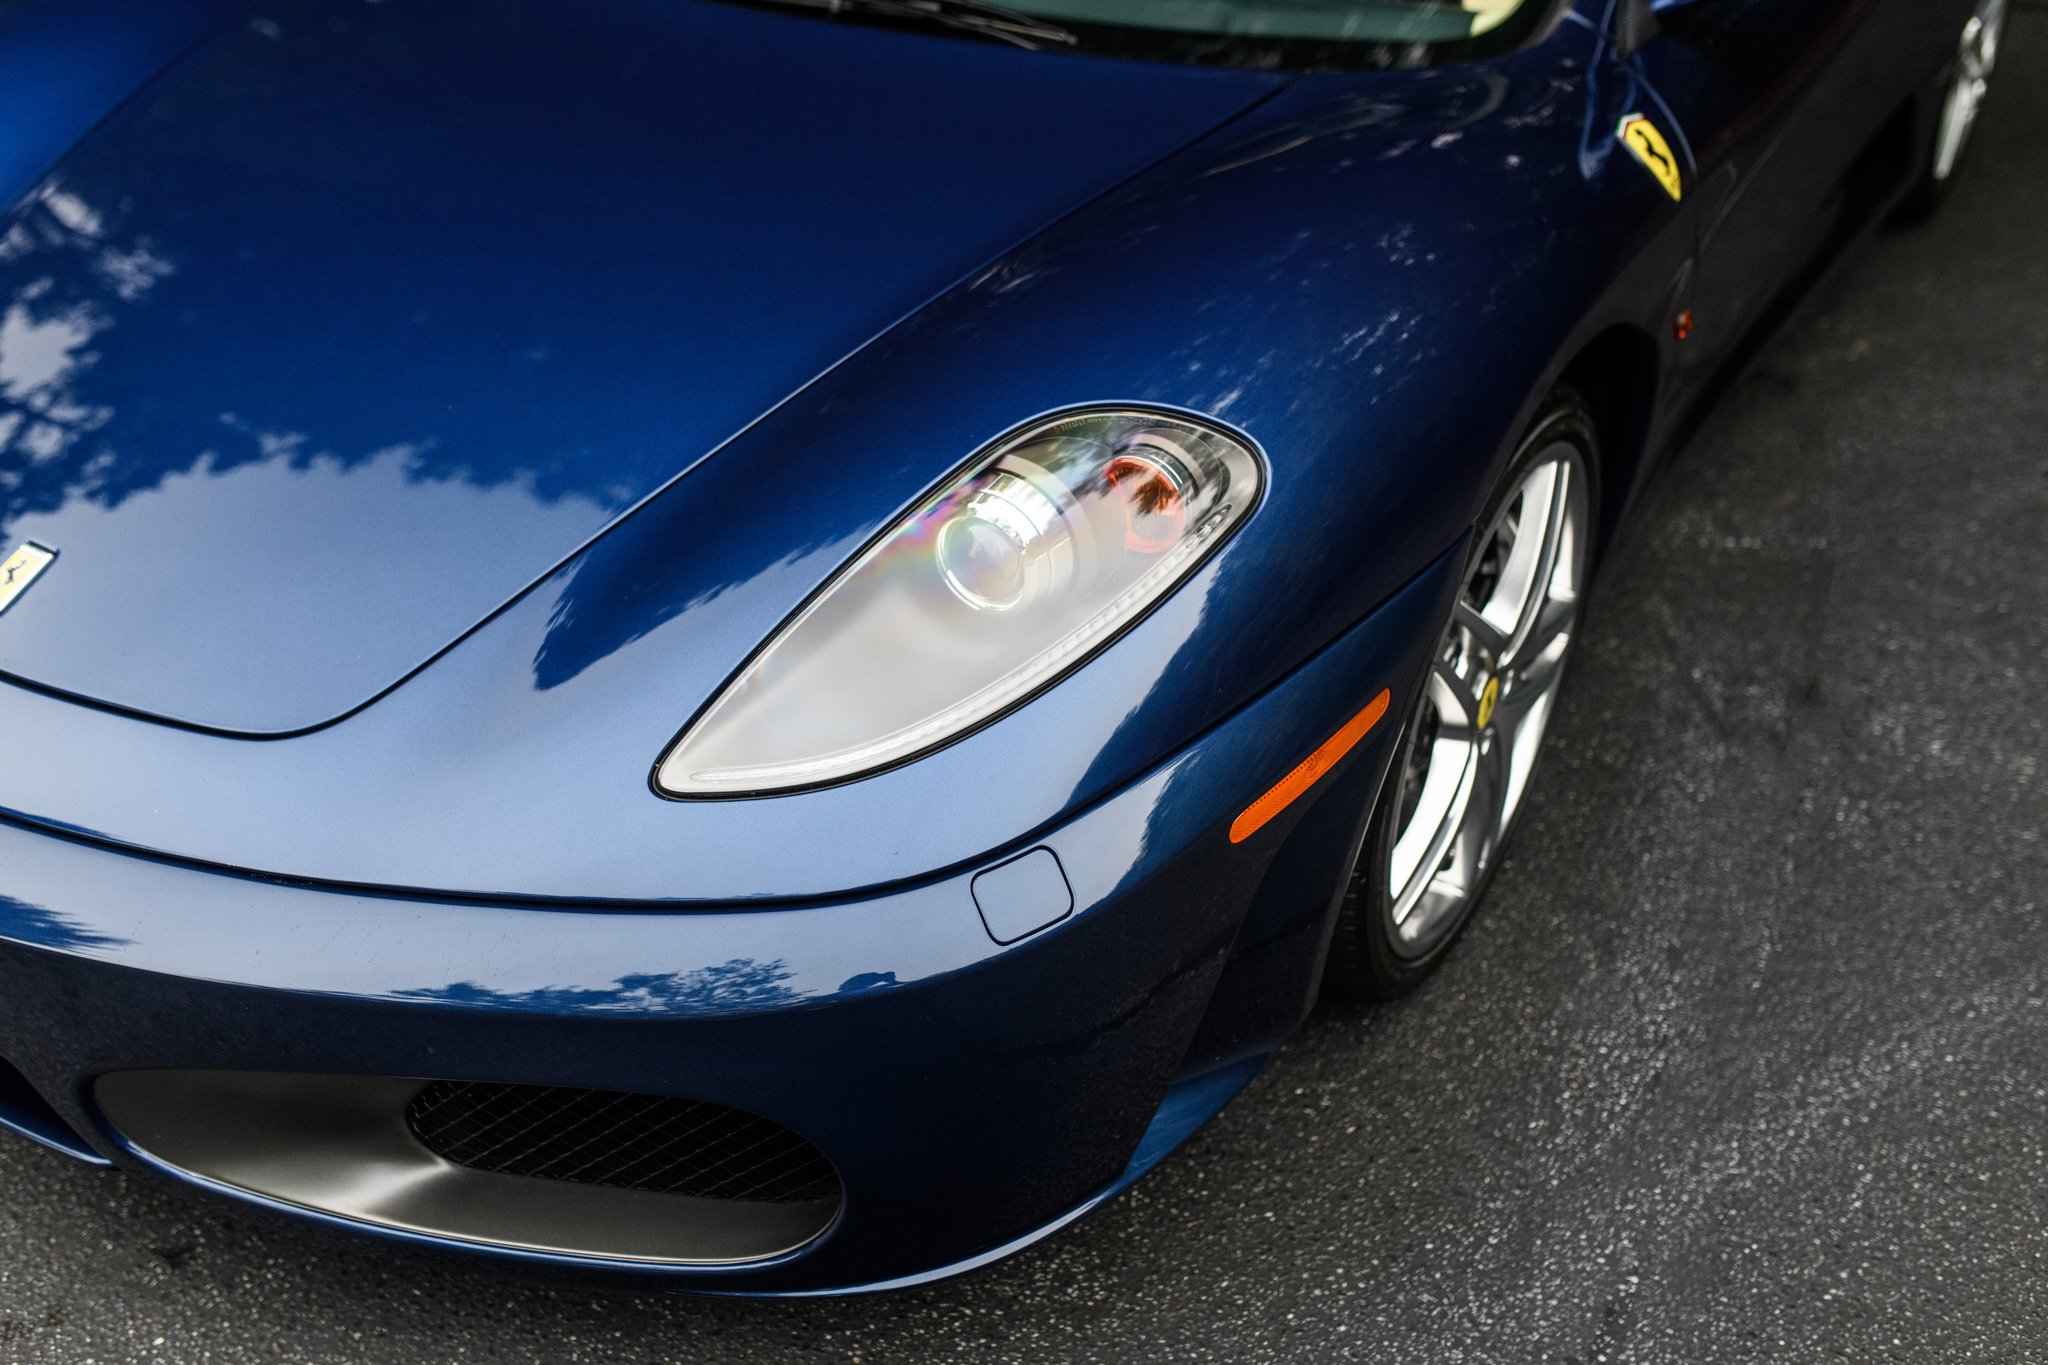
[0,550,1455,1295]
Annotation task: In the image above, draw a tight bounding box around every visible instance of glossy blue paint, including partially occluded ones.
[1626,0,1967,407]
[5,26,1681,903]
[0,0,1974,1293]
[971,847,1075,945]
[0,0,235,210]
[0,549,1455,1293]
[0,0,1281,733]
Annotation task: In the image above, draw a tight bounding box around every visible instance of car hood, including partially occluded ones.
[0,0,1280,734]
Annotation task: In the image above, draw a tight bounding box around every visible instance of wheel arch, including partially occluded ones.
[1552,322,1661,562]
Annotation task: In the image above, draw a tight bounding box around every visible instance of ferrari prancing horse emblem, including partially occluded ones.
[1618,112,1684,202]
[0,542,56,616]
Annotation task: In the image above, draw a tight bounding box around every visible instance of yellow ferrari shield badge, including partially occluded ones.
[1477,675,1501,730]
[1618,113,1683,202]
[0,542,55,616]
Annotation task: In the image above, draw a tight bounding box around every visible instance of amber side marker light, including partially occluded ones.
[1228,689,1392,845]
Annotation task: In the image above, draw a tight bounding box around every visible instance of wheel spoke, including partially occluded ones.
[1491,666,1555,746]
[1475,469,1549,644]
[1454,599,1510,666]
[1388,736,1475,920]
[1445,735,1508,896]
[1504,463,1571,658]
[1470,732,1510,856]
[1505,593,1577,676]
[1431,658,1483,733]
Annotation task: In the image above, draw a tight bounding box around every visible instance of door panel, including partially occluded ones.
[1633,0,1903,368]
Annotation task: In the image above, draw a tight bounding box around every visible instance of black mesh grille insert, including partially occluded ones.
[405,1081,839,1204]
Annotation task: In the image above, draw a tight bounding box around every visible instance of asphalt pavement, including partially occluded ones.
[2,15,2045,1365]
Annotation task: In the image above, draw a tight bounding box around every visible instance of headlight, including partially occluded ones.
[654,408,1263,797]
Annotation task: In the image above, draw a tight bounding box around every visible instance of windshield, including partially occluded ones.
[721,0,1564,69]
[1019,0,1528,44]
[1019,0,1558,65]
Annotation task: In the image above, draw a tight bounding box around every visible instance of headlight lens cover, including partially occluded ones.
[655,408,1263,797]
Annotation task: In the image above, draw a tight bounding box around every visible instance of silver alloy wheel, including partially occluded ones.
[1382,443,1590,959]
[1933,0,2006,182]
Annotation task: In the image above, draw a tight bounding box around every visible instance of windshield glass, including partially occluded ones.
[1016,0,1528,44]
[1015,0,1557,65]
[721,0,1562,69]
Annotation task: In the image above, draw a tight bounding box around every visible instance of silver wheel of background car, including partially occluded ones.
[1933,0,2006,182]
[1381,441,1591,960]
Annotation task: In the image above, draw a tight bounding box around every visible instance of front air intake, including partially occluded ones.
[96,1069,841,1264]
[406,1080,839,1204]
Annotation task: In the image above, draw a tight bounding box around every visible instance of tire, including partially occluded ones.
[1323,389,1601,1000]
[1896,0,2007,224]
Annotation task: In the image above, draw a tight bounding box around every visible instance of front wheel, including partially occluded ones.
[1323,391,1599,1000]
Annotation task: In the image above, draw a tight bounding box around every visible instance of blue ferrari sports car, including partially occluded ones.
[0,0,2005,1295]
